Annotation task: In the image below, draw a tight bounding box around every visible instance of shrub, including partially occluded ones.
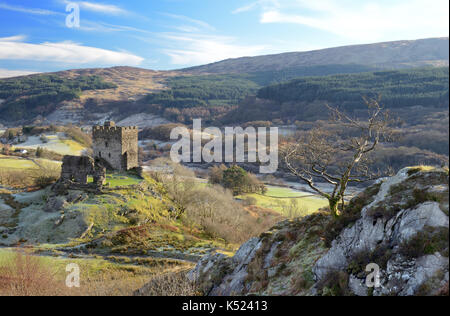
[317,271,351,296]
[134,272,199,296]
[242,196,258,206]
[64,125,92,147]
[347,245,392,277]
[30,161,60,188]
[403,188,441,209]
[0,252,64,296]
[148,160,280,244]
[210,165,266,196]
[399,226,449,259]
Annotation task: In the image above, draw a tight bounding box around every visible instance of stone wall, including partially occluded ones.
[60,156,95,184]
[54,155,106,194]
[92,122,139,171]
[121,127,139,170]
[92,126,123,170]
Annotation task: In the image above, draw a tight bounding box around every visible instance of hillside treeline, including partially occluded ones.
[257,67,449,109]
[0,74,116,121]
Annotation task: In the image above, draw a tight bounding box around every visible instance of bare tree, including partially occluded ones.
[283,98,395,217]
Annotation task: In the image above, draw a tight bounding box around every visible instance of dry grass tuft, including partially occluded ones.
[0,251,65,296]
[134,271,199,296]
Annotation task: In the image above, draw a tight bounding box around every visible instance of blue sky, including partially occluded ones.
[0,0,448,77]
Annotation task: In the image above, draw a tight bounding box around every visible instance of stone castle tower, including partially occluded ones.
[92,121,139,171]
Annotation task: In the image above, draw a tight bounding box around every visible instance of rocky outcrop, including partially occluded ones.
[188,238,263,296]
[313,167,449,296]
[190,167,449,296]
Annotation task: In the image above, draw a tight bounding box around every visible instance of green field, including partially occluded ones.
[0,157,61,170]
[0,158,38,169]
[106,173,143,187]
[87,172,143,188]
[14,133,86,156]
[238,185,328,217]
[0,248,192,296]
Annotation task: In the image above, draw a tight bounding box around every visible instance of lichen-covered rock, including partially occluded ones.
[190,167,449,296]
[313,167,449,296]
[190,213,332,296]
[44,196,69,213]
[210,238,262,296]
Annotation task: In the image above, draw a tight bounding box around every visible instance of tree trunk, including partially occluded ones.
[328,198,340,218]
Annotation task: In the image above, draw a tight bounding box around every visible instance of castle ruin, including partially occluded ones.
[53,121,139,193]
[92,121,139,171]
[52,155,106,194]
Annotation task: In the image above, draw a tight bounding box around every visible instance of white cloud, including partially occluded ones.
[232,2,259,14]
[161,34,266,65]
[157,12,266,65]
[238,0,449,41]
[76,20,152,34]
[0,69,39,79]
[77,1,128,15]
[0,2,59,15]
[162,13,215,31]
[59,1,128,15]
[233,0,280,14]
[0,37,144,66]
[0,35,27,42]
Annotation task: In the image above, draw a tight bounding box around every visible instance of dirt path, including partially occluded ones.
[0,245,201,265]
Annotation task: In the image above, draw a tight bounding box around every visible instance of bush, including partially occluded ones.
[63,125,92,147]
[399,226,449,258]
[134,272,199,296]
[242,196,258,206]
[210,165,266,196]
[0,252,64,296]
[317,271,351,296]
[30,162,60,188]
[150,160,280,244]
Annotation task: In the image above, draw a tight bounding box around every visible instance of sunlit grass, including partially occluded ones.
[88,173,143,187]
[0,248,193,296]
[238,186,328,217]
[0,158,39,169]
[15,133,86,156]
[106,173,143,187]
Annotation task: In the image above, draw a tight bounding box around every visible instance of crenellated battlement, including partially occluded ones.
[92,121,139,171]
[92,125,138,131]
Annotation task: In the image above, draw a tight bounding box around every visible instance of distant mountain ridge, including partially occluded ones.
[181,37,449,74]
[0,37,448,126]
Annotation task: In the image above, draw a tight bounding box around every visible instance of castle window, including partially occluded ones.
[108,153,111,158]
[105,141,108,148]
[99,152,102,158]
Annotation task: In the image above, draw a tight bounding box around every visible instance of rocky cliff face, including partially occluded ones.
[189,167,449,296]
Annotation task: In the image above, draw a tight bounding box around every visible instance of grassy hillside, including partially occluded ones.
[0,248,193,296]
[237,185,328,217]
[258,67,449,109]
[138,65,390,124]
[182,37,449,74]
[224,67,449,123]
[0,67,177,124]
[0,74,117,121]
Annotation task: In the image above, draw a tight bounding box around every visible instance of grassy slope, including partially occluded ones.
[0,156,61,170]
[238,185,328,217]
[0,248,193,296]
[15,133,86,156]
[1,173,235,255]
